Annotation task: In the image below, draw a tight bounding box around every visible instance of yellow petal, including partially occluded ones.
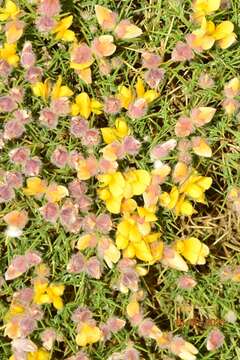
[143,89,159,103]
[115,118,129,137]
[134,240,153,262]
[90,98,103,114]
[75,93,91,119]
[77,67,92,84]
[217,32,237,49]
[101,128,117,144]
[62,29,76,42]
[136,77,145,98]
[115,20,142,40]
[172,162,189,183]
[126,299,140,317]
[213,21,234,40]
[117,85,134,109]
[178,237,209,265]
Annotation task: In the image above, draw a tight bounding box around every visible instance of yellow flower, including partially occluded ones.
[176,237,209,265]
[0,0,20,21]
[51,75,73,100]
[179,173,212,204]
[192,18,237,51]
[124,169,151,198]
[27,349,50,360]
[0,43,19,66]
[76,323,102,347]
[32,76,73,100]
[98,188,122,214]
[117,77,158,110]
[98,172,125,196]
[33,280,64,310]
[192,0,221,22]
[52,15,75,42]
[31,79,51,99]
[137,206,157,222]
[45,184,69,203]
[23,177,47,197]
[101,118,129,144]
[71,93,102,119]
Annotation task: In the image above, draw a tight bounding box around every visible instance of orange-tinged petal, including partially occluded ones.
[95,5,117,30]
[115,20,142,40]
[192,137,212,157]
[92,35,116,57]
[172,162,189,183]
[190,106,216,127]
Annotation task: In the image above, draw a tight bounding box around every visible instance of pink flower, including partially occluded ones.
[123,348,140,360]
[142,51,161,68]
[5,255,28,280]
[85,256,102,279]
[9,147,30,164]
[99,58,112,76]
[71,43,93,66]
[13,288,34,304]
[150,139,177,160]
[144,68,165,88]
[127,98,148,119]
[222,98,240,115]
[71,307,92,323]
[70,117,88,138]
[75,194,92,212]
[138,319,155,337]
[0,60,11,77]
[36,15,56,32]
[96,214,112,233]
[82,128,100,147]
[23,157,42,176]
[68,150,82,170]
[4,171,23,189]
[51,146,69,168]
[59,200,81,233]
[98,158,118,173]
[25,250,42,266]
[12,338,37,355]
[9,87,24,103]
[39,108,59,129]
[104,96,121,114]
[39,202,59,223]
[41,328,57,350]
[67,253,85,273]
[198,72,215,89]
[4,120,25,140]
[66,352,89,360]
[13,109,31,124]
[206,328,225,351]
[0,96,17,112]
[171,41,194,62]
[177,275,197,289]
[0,184,15,203]
[21,41,36,68]
[68,179,87,199]
[50,98,70,116]
[25,66,43,83]
[37,0,61,17]
[122,136,140,155]
[175,116,194,137]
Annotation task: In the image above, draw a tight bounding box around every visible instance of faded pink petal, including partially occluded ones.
[222,98,240,115]
[123,348,140,360]
[71,307,92,323]
[4,171,23,189]
[37,0,61,16]
[0,184,15,203]
[67,253,86,273]
[150,139,177,160]
[12,338,37,353]
[71,43,93,65]
[0,60,12,77]
[144,68,165,88]
[51,146,69,168]
[68,179,87,199]
[9,147,30,164]
[82,128,100,147]
[198,72,215,89]
[13,110,31,124]
[36,15,56,32]
[171,41,194,62]
[175,116,194,137]
[207,328,225,351]
[75,194,92,212]
[70,117,88,138]
[3,120,25,140]
[96,214,112,233]
[98,158,118,173]
[50,98,70,116]
[0,96,17,112]
[85,256,102,279]
[142,51,161,69]
[21,41,36,69]
[127,98,148,119]
[41,328,57,350]
[106,317,125,333]
[25,66,43,83]
[5,255,28,280]
[68,150,83,170]
[104,96,121,114]
[25,251,42,266]
[23,157,42,176]
[9,87,24,103]
[39,202,59,223]
[122,136,140,155]
[13,288,34,304]
[39,108,59,129]
[178,275,197,289]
